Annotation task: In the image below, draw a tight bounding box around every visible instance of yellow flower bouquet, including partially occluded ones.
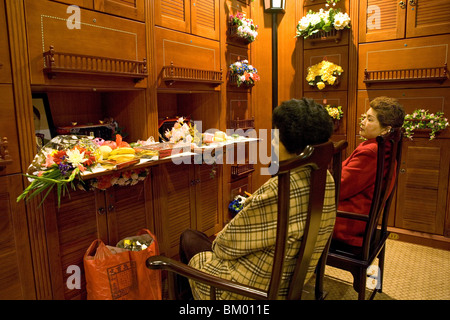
[306,60,343,90]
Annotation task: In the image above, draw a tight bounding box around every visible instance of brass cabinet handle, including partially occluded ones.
[399,1,406,9]
[98,207,105,215]
[409,0,416,5]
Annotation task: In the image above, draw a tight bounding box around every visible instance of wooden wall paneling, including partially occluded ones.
[178,92,222,132]
[5,0,51,299]
[191,0,220,40]
[195,164,220,236]
[227,91,250,129]
[358,34,450,90]
[154,0,191,34]
[25,0,147,88]
[303,45,349,93]
[357,88,450,140]
[44,188,106,300]
[395,138,450,235]
[152,162,196,258]
[0,0,12,84]
[303,90,348,142]
[154,27,221,90]
[0,85,21,175]
[105,177,154,245]
[359,0,406,43]
[94,0,145,22]
[405,0,450,38]
[103,90,148,143]
[0,175,35,300]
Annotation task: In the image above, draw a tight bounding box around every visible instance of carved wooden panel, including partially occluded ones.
[191,0,219,40]
[358,35,450,89]
[155,0,190,33]
[195,164,219,236]
[406,0,450,38]
[95,0,145,21]
[395,138,450,235]
[359,0,406,43]
[25,0,146,87]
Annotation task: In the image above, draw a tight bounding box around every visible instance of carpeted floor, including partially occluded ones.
[319,239,450,300]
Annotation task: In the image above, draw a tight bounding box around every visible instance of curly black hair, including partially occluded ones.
[272,98,333,155]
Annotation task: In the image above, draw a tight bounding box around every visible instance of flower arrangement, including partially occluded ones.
[325,105,344,120]
[403,109,449,140]
[229,12,258,43]
[296,6,351,39]
[79,168,150,191]
[164,117,200,146]
[17,135,100,207]
[229,59,260,87]
[306,60,343,90]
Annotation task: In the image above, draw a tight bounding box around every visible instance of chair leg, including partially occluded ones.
[378,246,386,293]
[357,268,366,300]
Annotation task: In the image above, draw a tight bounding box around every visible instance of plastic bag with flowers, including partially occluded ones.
[17,135,100,207]
[296,7,350,39]
[229,59,260,87]
[306,60,343,90]
[229,12,258,43]
[79,168,150,191]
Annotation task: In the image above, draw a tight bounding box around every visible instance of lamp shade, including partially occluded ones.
[264,0,286,13]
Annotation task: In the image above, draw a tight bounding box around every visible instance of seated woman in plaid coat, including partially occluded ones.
[178,98,337,300]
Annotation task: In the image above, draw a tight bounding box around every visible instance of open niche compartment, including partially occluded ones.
[33,88,149,145]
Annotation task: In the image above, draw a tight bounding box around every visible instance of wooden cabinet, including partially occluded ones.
[0,175,36,300]
[155,0,219,40]
[360,0,450,43]
[358,34,450,90]
[25,0,147,88]
[152,161,220,258]
[395,138,450,235]
[50,0,145,21]
[44,178,154,299]
[0,0,12,84]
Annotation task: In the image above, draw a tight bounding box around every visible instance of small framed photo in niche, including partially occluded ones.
[32,93,56,150]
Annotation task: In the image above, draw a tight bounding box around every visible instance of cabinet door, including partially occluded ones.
[155,0,191,33]
[191,0,219,40]
[359,0,406,43]
[49,0,94,9]
[153,162,196,257]
[0,175,35,299]
[105,177,154,244]
[395,139,450,235]
[44,188,106,299]
[0,0,12,84]
[195,164,219,236]
[405,0,450,38]
[94,0,145,21]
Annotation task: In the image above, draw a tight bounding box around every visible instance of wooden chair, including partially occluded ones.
[326,128,403,300]
[314,140,348,299]
[146,141,334,300]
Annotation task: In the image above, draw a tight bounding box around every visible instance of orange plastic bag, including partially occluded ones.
[83,229,162,300]
[128,229,162,300]
[84,239,138,300]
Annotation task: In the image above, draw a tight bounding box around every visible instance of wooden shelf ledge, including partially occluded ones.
[161,62,223,86]
[364,64,448,86]
[43,45,148,82]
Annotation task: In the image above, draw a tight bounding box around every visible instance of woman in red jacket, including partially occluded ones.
[333,96,405,247]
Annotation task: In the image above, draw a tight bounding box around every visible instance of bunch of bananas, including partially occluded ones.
[102,147,136,163]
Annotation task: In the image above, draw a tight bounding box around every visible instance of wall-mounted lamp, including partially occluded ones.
[264,0,286,13]
[264,0,286,109]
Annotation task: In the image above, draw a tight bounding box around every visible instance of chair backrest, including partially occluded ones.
[361,127,403,259]
[267,140,334,300]
[331,140,349,207]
